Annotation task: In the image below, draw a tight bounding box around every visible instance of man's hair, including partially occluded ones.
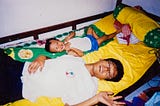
[45,38,58,53]
[104,58,124,82]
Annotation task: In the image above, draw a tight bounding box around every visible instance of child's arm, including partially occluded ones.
[67,48,84,57]
[64,31,76,43]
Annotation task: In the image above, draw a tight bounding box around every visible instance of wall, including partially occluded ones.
[0,0,116,38]
[122,0,160,17]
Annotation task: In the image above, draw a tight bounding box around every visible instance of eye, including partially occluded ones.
[107,61,112,79]
[55,47,58,50]
[108,70,111,79]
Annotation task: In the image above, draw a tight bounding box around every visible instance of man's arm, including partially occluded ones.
[66,92,125,106]
[28,55,47,74]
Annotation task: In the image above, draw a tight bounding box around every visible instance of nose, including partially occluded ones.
[104,65,110,70]
[103,66,109,72]
[60,43,64,49]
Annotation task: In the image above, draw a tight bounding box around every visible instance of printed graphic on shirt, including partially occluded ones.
[66,71,75,78]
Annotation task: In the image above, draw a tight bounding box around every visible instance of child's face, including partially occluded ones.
[49,40,65,52]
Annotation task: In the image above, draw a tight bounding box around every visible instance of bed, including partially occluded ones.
[1,0,160,106]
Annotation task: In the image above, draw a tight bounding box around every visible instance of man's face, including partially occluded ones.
[49,40,65,52]
[93,60,118,80]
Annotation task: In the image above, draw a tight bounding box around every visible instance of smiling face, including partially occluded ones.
[49,39,65,52]
[92,60,118,80]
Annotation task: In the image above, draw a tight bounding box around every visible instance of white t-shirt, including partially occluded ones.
[21,55,98,105]
[69,37,92,51]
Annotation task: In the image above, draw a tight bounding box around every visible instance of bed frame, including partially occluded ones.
[0,0,160,105]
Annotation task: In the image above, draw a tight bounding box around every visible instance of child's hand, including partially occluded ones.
[64,31,76,43]
[64,36,70,43]
[65,42,71,51]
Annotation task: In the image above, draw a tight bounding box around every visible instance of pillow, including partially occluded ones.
[4,47,66,62]
[84,14,117,38]
[113,3,160,48]
[92,13,117,35]
[3,28,86,62]
[91,14,116,36]
[82,39,156,95]
[83,14,116,47]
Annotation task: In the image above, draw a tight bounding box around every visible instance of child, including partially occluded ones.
[45,27,120,57]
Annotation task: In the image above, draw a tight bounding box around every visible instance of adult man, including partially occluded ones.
[0,49,124,105]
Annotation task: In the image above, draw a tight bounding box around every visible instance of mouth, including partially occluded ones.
[99,66,103,73]
[61,44,65,50]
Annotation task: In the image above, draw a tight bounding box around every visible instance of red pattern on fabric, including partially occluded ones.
[114,20,132,45]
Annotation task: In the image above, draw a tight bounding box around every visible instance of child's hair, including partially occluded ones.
[45,38,58,53]
[104,58,124,82]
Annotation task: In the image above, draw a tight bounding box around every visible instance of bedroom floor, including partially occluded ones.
[125,73,160,101]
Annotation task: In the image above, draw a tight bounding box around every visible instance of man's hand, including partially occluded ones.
[96,91,125,106]
[71,91,125,106]
[28,55,47,74]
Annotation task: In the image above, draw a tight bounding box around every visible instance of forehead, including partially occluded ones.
[110,62,118,77]
[49,39,59,43]
[99,60,110,64]
[109,61,119,81]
